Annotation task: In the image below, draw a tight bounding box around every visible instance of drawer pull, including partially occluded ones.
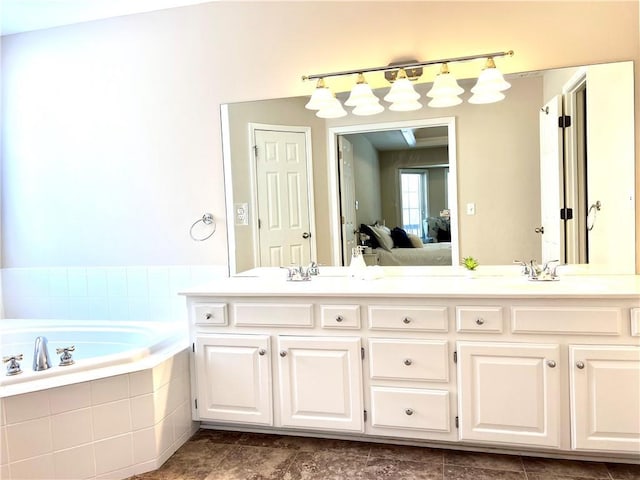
[405,408,414,416]
[279,351,287,357]
[335,315,344,323]
[205,312,213,320]
[258,349,266,356]
[546,360,556,368]
[403,317,411,324]
[475,318,485,325]
[403,359,413,366]
[576,361,585,369]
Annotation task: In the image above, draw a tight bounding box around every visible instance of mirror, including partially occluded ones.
[222,61,635,275]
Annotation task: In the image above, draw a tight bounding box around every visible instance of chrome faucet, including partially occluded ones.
[33,336,52,371]
[283,262,320,281]
[515,259,559,280]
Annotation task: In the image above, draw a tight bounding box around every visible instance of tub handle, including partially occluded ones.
[3,354,24,376]
[56,346,76,366]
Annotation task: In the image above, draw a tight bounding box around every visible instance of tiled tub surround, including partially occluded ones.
[0,349,198,480]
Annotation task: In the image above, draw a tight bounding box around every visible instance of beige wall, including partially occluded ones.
[2,1,638,271]
[346,134,382,227]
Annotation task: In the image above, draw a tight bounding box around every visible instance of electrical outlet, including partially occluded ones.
[234,203,249,225]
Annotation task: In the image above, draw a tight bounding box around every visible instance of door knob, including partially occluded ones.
[576,361,585,369]
[535,226,545,234]
[258,349,266,356]
[546,360,556,368]
[280,351,287,357]
[302,232,311,239]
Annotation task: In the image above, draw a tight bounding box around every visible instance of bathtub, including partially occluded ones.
[0,319,196,480]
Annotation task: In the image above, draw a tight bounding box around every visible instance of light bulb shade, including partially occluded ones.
[384,74,420,103]
[471,66,511,94]
[388,99,422,112]
[468,90,505,104]
[316,97,347,118]
[428,95,462,108]
[352,102,384,116]
[345,82,380,107]
[305,79,334,110]
[427,72,464,98]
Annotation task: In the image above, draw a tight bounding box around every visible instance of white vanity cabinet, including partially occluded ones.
[457,341,561,448]
[569,344,640,453]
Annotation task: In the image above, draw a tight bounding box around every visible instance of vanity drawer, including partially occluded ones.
[370,386,450,432]
[320,305,361,329]
[631,309,640,337]
[369,339,449,382]
[192,303,227,325]
[456,306,503,333]
[511,306,621,335]
[233,303,313,327]
[368,306,448,332]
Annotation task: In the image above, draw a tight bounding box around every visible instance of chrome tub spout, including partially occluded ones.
[33,336,52,371]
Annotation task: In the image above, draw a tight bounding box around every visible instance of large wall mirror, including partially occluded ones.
[222,61,635,275]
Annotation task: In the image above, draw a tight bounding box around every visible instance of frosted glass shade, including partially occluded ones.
[353,102,384,116]
[316,97,347,118]
[471,66,511,94]
[345,76,380,107]
[427,70,464,98]
[305,79,334,110]
[468,90,506,104]
[428,95,462,108]
[389,99,422,111]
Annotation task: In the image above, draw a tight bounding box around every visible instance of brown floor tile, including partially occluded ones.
[284,450,368,480]
[368,443,444,464]
[205,445,296,480]
[358,457,443,479]
[522,457,610,478]
[444,450,524,472]
[607,462,640,480]
[190,429,246,445]
[444,465,527,479]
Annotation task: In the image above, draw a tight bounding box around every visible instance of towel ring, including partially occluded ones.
[190,213,216,241]
[586,200,601,231]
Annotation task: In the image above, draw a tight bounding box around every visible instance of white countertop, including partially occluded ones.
[181,267,640,300]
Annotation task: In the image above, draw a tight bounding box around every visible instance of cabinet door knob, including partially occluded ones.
[258,349,266,356]
[546,360,556,368]
[279,351,287,357]
[576,361,585,369]
[335,315,344,323]
[402,317,411,324]
[405,408,414,416]
[205,313,213,320]
[404,359,412,366]
[475,318,484,325]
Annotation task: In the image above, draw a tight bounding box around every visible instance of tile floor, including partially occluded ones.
[131,429,640,480]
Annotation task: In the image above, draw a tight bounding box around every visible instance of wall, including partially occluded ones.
[347,134,382,226]
[1,1,638,271]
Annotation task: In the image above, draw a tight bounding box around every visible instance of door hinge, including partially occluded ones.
[453,351,457,363]
[455,416,459,428]
[361,347,365,360]
[364,410,368,423]
[194,399,198,409]
[192,342,195,353]
[258,218,261,229]
[560,207,574,220]
[253,145,258,157]
[558,115,572,128]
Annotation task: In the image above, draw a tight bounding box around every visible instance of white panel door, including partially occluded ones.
[457,341,561,447]
[570,345,640,453]
[255,129,312,267]
[195,334,272,425]
[339,136,357,265]
[539,95,564,264]
[278,336,363,432]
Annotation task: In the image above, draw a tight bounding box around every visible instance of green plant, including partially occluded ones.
[462,256,479,271]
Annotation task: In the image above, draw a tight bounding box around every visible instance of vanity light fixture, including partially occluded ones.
[302,50,513,117]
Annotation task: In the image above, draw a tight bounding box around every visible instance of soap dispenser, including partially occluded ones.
[349,246,366,278]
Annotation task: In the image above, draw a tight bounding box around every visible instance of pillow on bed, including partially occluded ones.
[437,228,451,242]
[370,225,394,251]
[407,233,424,248]
[391,227,413,248]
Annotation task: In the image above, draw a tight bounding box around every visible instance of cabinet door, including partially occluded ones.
[278,336,363,432]
[195,334,272,425]
[457,341,561,448]
[570,345,640,453]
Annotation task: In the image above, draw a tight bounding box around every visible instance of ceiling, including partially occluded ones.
[352,127,449,151]
[1,0,214,36]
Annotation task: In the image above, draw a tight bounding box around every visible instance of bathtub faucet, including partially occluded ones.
[33,336,52,371]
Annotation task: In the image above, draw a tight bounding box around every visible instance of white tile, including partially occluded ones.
[0,463,9,480]
[14,297,52,320]
[131,459,160,477]
[91,375,129,405]
[0,398,5,426]
[171,401,193,443]
[48,269,69,297]
[6,417,52,462]
[170,350,189,380]
[147,267,170,298]
[8,453,54,479]
[130,394,155,430]
[86,297,110,321]
[148,298,173,322]
[51,408,92,451]
[151,358,173,390]
[67,268,88,297]
[132,427,157,464]
[4,390,50,424]
[95,464,135,480]
[129,370,153,397]
[92,400,131,441]
[94,433,133,476]
[2,268,49,298]
[0,426,8,465]
[167,375,187,412]
[67,297,91,320]
[86,268,108,297]
[49,382,91,415]
[168,267,191,294]
[127,297,150,321]
[107,297,129,320]
[126,268,148,297]
[152,384,170,424]
[53,444,95,480]
[48,297,70,319]
[106,268,127,297]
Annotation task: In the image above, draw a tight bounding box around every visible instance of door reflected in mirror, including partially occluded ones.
[222,61,635,275]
